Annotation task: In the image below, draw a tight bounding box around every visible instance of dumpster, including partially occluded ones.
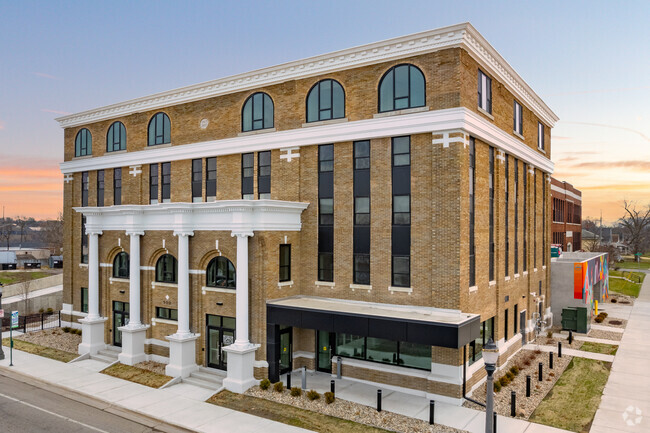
[561,307,577,331]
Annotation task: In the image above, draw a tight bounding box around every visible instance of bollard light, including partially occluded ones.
[482,338,499,433]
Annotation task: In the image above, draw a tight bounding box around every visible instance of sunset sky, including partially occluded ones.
[1,1,648,222]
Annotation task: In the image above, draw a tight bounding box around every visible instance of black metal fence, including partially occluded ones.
[1,311,61,333]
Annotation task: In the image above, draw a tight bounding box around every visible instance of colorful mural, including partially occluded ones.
[573,254,609,311]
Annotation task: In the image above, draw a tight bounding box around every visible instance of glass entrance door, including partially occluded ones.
[316,331,334,372]
[112,301,129,347]
[279,326,292,374]
[206,315,235,370]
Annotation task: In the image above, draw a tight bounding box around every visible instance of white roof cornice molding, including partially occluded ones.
[56,22,558,129]
[75,200,309,235]
[60,107,554,174]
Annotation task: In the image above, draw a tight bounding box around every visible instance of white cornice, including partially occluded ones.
[60,107,554,174]
[75,200,309,235]
[55,22,557,129]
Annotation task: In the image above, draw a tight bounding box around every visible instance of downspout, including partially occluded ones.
[462,345,486,408]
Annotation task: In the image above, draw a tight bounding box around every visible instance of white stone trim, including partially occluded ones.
[151,317,177,326]
[504,276,511,281]
[254,360,269,368]
[477,106,494,120]
[61,304,88,318]
[350,283,372,292]
[277,280,294,288]
[373,106,430,118]
[315,281,335,288]
[109,277,129,285]
[489,280,496,286]
[78,263,88,268]
[148,354,170,364]
[432,130,468,149]
[189,269,206,275]
[279,147,300,162]
[238,128,276,137]
[55,23,557,129]
[514,273,520,279]
[469,285,478,293]
[145,338,170,348]
[293,351,315,359]
[99,262,113,268]
[60,107,554,175]
[523,271,528,276]
[201,286,236,295]
[151,281,178,289]
[302,117,348,128]
[389,286,413,294]
[513,131,525,141]
[534,267,538,272]
[140,266,155,271]
[550,183,582,201]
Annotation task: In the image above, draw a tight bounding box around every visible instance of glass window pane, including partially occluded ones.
[223,316,236,329]
[393,137,409,154]
[319,144,333,162]
[366,337,397,364]
[355,158,370,170]
[253,93,263,120]
[393,154,410,166]
[393,256,409,274]
[319,198,333,215]
[394,97,409,110]
[243,153,254,168]
[242,99,252,131]
[259,151,271,166]
[394,65,409,99]
[393,195,410,213]
[264,94,274,128]
[410,67,425,107]
[400,342,430,369]
[332,82,344,119]
[336,334,364,359]
[355,197,369,214]
[319,80,331,110]
[355,141,369,158]
[379,71,393,112]
[307,87,319,122]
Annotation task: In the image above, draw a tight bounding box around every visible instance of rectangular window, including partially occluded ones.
[192,159,202,202]
[469,138,475,287]
[514,159,519,274]
[81,171,88,207]
[469,317,495,365]
[279,244,291,282]
[478,69,492,114]
[538,122,545,150]
[113,168,122,206]
[206,157,217,201]
[523,164,528,272]
[242,153,254,200]
[392,136,410,288]
[149,163,158,204]
[258,151,271,199]
[318,144,334,282]
[156,307,178,321]
[161,162,171,203]
[543,178,546,266]
[514,101,523,135]
[81,216,88,264]
[505,155,509,276]
[97,170,104,207]
[334,333,430,371]
[81,287,88,313]
[514,304,518,337]
[504,309,509,341]
[489,146,495,282]
[353,140,371,285]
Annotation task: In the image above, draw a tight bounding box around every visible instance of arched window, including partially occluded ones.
[241,92,273,132]
[75,128,92,157]
[378,64,425,113]
[156,254,177,283]
[206,257,236,289]
[148,112,171,146]
[306,79,345,123]
[113,252,129,279]
[107,121,126,152]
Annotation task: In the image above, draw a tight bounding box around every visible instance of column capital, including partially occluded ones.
[173,230,194,237]
[86,228,103,236]
[126,231,145,237]
[231,231,254,238]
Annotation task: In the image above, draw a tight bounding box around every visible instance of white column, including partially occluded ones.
[234,232,252,347]
[176,231,191,336]
[87,230,101,320]
[127,232,143,326]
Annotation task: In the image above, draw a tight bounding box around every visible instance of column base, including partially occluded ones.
[78,317,108,355]
[117,324,150,366]
[165,333,200,378]
[222,343,260,393]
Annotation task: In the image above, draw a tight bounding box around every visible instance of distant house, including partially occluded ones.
[0,251,17,270]
[14,249,50,269]
[49,255,63,268]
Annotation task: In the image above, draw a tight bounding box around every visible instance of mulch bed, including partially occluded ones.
[588,329,623,341]
[606,293,635,305]
[14,328,81,354]
[591,317,627,329]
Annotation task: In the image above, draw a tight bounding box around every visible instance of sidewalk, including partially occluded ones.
[522,344,615,362]
[591,275,650,433]
[0,349,308,433]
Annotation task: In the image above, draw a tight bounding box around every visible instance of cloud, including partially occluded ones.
[32,72,60,80]
[559,121,650,142]
[568,161,650,171]
[41,108,72,115]
[580,183,650,192]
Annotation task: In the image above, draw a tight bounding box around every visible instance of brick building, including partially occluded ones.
[551,177,582,252]
[58,23,557,404]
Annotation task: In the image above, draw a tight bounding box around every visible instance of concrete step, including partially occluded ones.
[97,349,119,360]
[182,376,223,390]
[90,353,117,363]
[190,370,224,384]
[103,346,121,354]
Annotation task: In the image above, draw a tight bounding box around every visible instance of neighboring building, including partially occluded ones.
[50,255,64,268]
[13,248,50,269]
[0,251,17,270]
[550,251,609,330]
[581,229,601,250]
[57,23,557,404]
[551,178,582,252]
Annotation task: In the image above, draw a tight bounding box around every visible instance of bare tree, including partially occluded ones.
[0,221,12,250]
[43,212,63,254]
[582,218,599,233]
[18,272,32,315]
[582,235,601,252]
[619,200,650,256]
[15,216,28,246]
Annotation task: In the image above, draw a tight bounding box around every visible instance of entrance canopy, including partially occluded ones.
[267,296,480,349]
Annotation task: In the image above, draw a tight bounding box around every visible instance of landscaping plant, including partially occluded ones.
[259,378,271,390]
[306,389,320,400]
[273,381,284,393]
[290,387,302,397]
[324,391,335,404]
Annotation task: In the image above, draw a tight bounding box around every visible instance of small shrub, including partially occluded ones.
[611,298,618,303]
[324,391,335,404]
[63,326,71,333]
[273,381,284,393]
[510,365,520,375]
[546,331,553,338]
[47,307,53,313]
[306,389,320,401]
[259,378,271,390]
[39,308,45,313]
[534,349,542,355]
[505,371,514,380]
[600,312,608,318]
[594,316,604,323]
[494,381,502,392]
[499,376,510,387]
[549,372,555,377]
[290,387,302,397]
[523,359,531,367]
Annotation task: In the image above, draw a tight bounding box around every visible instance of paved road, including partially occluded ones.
[0,374,187,433]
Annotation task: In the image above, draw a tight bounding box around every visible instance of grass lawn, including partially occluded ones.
[608,277,641,297]
[208,390,391,433]
[609,270,645,283]
[101,363,172,388]
[1,338,77,362]
[580,342,618,356]
[0,271,49,285]
[530,358,611,432]
[616,261,650,270]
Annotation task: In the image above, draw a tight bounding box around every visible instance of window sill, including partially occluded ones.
[477,106,494,120]
[489,280,496,287]
[151,281,178,289]
[469,285,478,293]
[109,277,129,284]
[389,286,412,294]
[302,117,348,128]
[145,142,172,149]
[202,286,236,295]
[315,281,335,288]
[538,147,546,154]
[106,149,127,155]
[350,283,372,292]
[373,106,429,119]
[534,268,538,273]
[513,131,525,141]
[73,154,93,160]
[278,280,293,288]
[514,273,520,279]
[504,276,511,282]
[78,263,88,268]
[543,265,547,270]
[523,271,529,276]
[238,128,276,137]
[151,317,177,326]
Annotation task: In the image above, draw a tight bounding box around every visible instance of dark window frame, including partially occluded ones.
[505,155,509,276]
[97,170,104,207]
[192,158,202,202]
[513,101,523,135]
[353,140,371,285]
[81,287,88,313]
[155,254,178,284]
[106,121,126,152]
[279,244,291,282]
[242,92,274,132]
[318,144,334,282]
[391,136,411,288]
[206,256,236,289]
[148,112,171,146]
[156,307,178,321]
[206,157,217,201]
[80,215,88,264]
[306,79,345,122]
[161,162,171,203]
[113,252,129,279]
[489,146,495,282]
[75,128,92,157]
[149,163,159,204]
[241,153,254,199]
[81,171,89,207]
[378,64,426,113]
[538,122,545,150]
[114,168,122,205]
[469,138,476,287]
[258,150,271,199]
[478,69,492,114]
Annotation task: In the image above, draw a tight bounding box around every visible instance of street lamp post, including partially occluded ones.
[483,338,499,433]
[0,283,4,361]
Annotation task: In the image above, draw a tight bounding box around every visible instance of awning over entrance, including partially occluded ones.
[267,296,480,349]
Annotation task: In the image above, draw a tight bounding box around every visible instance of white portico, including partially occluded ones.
[75,200,308,391]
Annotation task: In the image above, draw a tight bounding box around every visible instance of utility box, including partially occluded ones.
[561,307,590,333]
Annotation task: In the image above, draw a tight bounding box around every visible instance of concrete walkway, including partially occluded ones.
[552,332,621,346]
[591,273,650,433]
[522,344,615,362]
[0,349,308,433]
[287,370,571,433]
[1,284,63,305]
[591,324,624,333]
